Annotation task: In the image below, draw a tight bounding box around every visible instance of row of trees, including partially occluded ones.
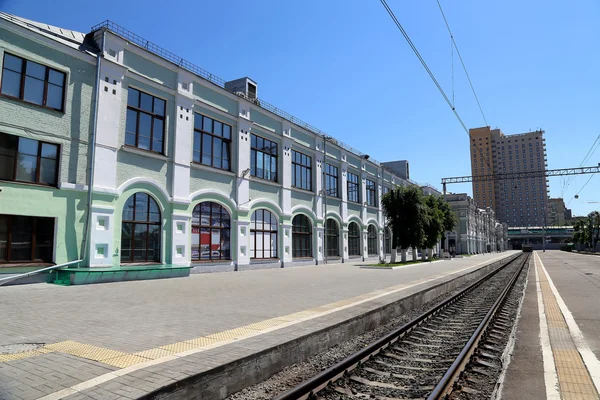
[381,185,456,263]
[573,212,600,251]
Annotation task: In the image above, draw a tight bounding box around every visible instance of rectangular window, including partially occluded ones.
[291,150,312,190]
[0,215,54,263]
[250,134,278,182]
[126,87,166,154]
[347,172,360,203]
[0,132,59,186]
[1,53,66,111]
[366,179,376,207]
[192,114,231,170]
[325,164,339,197]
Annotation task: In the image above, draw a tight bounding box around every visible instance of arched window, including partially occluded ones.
[325,218,339,257]
[192,202,231,261]
[348,222,361,256]
[251,209,278,259]
[292,214,312,258]
[368,225,378,255]
[121,193,161,263]
[384,228,392,254]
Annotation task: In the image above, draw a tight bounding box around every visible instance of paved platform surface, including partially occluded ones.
[0,252,516,400]
[502,251,600,400]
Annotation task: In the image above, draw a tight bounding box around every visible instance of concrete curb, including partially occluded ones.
[142,253,519,400]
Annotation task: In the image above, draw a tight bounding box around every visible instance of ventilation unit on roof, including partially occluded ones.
[225,77,258,104]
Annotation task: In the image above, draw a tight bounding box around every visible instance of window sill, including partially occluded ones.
[191,259,232,264]
[0,93,65,114]
[190,162,236,176]
[249,177,281,188]
[121,145,168,161]
[0,262,53,268]
[290,186,314,195]
[0,179,58,189]
[120,262,163,266]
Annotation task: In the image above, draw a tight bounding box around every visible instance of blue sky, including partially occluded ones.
[2,0,599,216]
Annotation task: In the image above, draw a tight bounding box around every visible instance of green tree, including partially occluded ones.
[436,196,457,253]
[381,185,426,263]
[421,195,444,260]
[573,219,591,249]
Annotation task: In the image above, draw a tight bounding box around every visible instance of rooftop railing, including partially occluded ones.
[91,20,380,165]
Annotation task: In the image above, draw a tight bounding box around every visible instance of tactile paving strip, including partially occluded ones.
[242,318,289,331]
[205,326,260,341]
[44,341,128,362]
[536,254,599,400]
[134,348,175,360]
[159,341,198,353]
[102,354,150,368]
[0,347,53,362]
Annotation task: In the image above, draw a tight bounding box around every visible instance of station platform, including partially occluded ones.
[501,251,600,399]
[0,252,517,400]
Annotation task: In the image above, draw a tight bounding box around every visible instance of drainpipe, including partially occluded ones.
[80,29,105,262]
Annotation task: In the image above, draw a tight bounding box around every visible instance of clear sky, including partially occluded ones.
[2,0,599,217]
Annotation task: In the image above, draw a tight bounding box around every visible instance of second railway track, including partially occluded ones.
[274,253,530,400]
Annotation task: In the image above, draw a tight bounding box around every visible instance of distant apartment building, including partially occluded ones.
[548,198,571,226]
[469,126,549,227]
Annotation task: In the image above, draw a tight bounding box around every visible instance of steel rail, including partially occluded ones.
[427,253,530,399]
[273,253,524,400]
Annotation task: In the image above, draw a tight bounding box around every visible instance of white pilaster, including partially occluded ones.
[172,71,195,203]
[315,226,324,263]
[281,133,293,215]
[88,205,115,266]
[340,153,349,222]
[315,153,324,220]
[282,223,293,264]
[172,213,191,265]
[236,117,252,212]
[93,59,126,191]
[236,220,251,266]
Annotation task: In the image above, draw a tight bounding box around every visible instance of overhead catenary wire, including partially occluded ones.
[378,0,493,173]
[436,0,488,127]
[563,133,600,192]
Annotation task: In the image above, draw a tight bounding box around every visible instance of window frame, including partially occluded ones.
[367,225,378,255]
[292,214,312,258]
[125,87,166,155]
[120,193,162,264]
[250,209,279,259]
[325,163,339,198]
[366,179,377,207]
[0,132,60,187]
[291,149,312,191]
[250,134,278,182]
[347,171,360,203]
[0,53,67,112]
[325,218,340,257]
[0,214,55,264]
[348,222,361,256]
[192,201,231,262]
[192,114,232,171]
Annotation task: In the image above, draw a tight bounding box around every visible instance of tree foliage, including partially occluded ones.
[381,187,457,256]
[381,185,426,251]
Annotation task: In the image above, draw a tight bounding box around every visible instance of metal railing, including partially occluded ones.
[90,20,380,165]
[0,259,82,286]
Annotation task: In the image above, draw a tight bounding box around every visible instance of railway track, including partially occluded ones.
[274,253,530,400]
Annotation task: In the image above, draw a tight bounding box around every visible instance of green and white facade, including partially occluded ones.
[2,14,497,277]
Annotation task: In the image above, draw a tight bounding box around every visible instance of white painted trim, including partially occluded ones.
[290,205,318,222]
[117,177,171,201]
[92,186,119,195]
[120,145,169,161]
[365,218,380,228]
[253,122,276,133]
[58,182,88,192]
[91,205,115,213]
[194,98,236,120]
[536,252,600,392]
[248,177,282,189]
[534,253,561,400]
[249,198,284,217]
[188,189,237,216]
[125,70,176,96]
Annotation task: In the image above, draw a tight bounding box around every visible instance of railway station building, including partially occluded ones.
[0,14,504,276]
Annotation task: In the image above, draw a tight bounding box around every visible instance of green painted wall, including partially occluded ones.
[190,168,235,198]
[193,84,238,115]
[325,145,341,161]
[290,128,314,148]
[0,183,87,264]
[251,108,281,133]
[347,203,362,220]
[249,182,281,208]
[0,28,95,185]
[124,50,177,89]
[347,155,361,170]
[290,190,314,210]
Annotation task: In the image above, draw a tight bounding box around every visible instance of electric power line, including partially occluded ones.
[436,0,488,127]
[568,172,597,206]
[564,133,600,193]
[378,0,493,173]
